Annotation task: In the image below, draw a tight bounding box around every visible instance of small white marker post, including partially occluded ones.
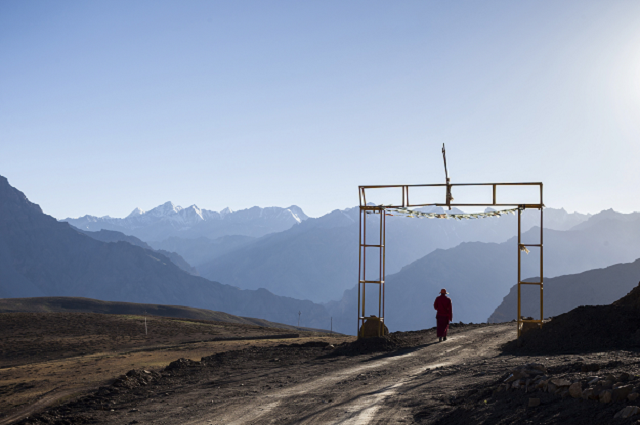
[298,311,301,327]
[144,312,148,336]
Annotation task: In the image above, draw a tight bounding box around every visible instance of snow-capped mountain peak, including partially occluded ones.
[182,205,205,221]
[62,202,310,241]
[147,201,182,217]
[126,207,145,218]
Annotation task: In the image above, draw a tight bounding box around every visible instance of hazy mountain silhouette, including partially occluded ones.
[148,235,256,267]
[197,206,591,302]
[488,259,640,323]
[325,215,640,334]
[0,176,329,328]
[78,229,199,275]
[63,202,308,241]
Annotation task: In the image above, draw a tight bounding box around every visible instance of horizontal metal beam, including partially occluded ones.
[362,203,543,209]
[360,182,542,189]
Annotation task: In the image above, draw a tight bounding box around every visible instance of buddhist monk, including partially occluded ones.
[434,288,453,342]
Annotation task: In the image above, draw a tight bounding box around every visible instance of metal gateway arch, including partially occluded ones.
[357,182,544,339]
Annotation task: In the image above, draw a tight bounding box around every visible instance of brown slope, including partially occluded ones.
[0,296,325,331]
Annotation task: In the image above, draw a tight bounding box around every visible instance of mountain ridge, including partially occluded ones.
[0,175,331,329]
[63,202,308,241]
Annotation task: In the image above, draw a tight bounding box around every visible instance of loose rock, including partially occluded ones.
[614,406,640,419]
[613,384,633,401]
[550,378,570,387]
[569,382,582,398]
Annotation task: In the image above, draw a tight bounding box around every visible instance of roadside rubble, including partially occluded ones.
[495,362,640,420]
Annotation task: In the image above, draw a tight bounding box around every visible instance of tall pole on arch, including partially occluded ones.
[442,144,453,209]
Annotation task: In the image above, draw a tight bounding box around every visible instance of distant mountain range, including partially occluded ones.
[63,202,308,241]
[60,198,593,303]
[0,175,329,329]
[325,213,640,334]
[488,259,640,323]
[195,206,593,302]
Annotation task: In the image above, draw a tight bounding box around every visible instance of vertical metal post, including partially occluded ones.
[517,206,522,337]
[378,207,383,336]
[362,207,367,337]
[540,184,544,328]
[382,207,386,331]
[357,205,362,337]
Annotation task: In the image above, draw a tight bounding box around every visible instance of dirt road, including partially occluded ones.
[42,323,514,425]
[198,324,513,424]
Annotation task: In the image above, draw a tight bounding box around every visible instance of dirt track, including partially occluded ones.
[203,324,511,425]
[19,323,513,424]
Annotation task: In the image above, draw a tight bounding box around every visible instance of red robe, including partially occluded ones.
[434,294,453,337]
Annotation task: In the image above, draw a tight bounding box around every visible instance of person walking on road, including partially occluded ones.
[434,289,453,342]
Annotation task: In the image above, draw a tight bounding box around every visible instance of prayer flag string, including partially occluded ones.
[367,206,520,220]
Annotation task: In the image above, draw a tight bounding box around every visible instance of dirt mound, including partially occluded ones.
[165,358,205,370]
[331,334,408,356]
[113,369,161,389]
[505,283,640,353]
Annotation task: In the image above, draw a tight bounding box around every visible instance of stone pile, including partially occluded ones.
[164,358,204,370]
[113,369,161,389]
[495,363,640,420]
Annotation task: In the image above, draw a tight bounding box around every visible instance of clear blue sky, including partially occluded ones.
[2,1,639,219]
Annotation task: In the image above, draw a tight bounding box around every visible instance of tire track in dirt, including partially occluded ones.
[189,325,513,425]
[0,386,93,425]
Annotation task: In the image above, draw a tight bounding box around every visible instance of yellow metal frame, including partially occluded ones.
[357,183,543,339]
